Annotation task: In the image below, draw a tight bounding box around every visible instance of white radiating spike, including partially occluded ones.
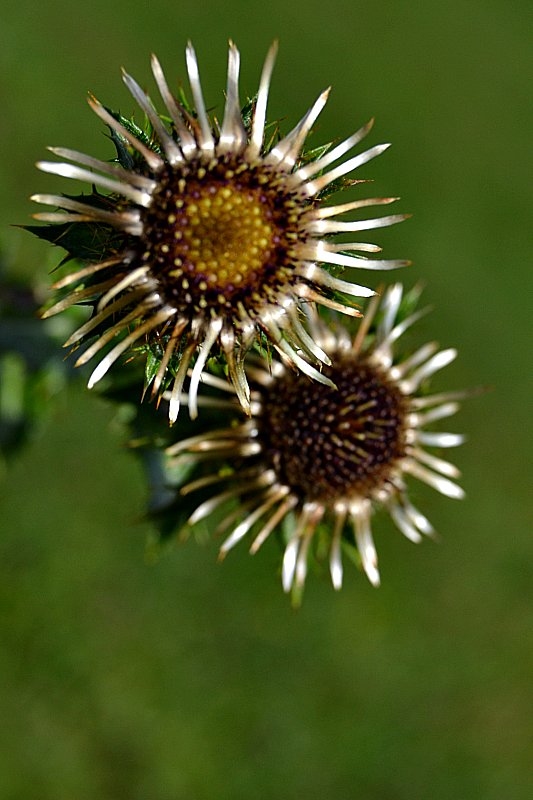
[183,465,263,499]
[267,88,330,170]
[403,460,465,499]
[250,494,297,555]
[294,504,324,588]
[47,147,157,191]
[35,162,151,206]
[40,279,117,319]
[31,193,142,230]
[264,317,336,388]
[52,256,123,291]
[304,143,391,197]
[74,294,160,366]
[330,507,347,590]
[151,317,188,399]
[87,307,176,388]
[389,503,423,543]
[88,96,163,172]
[295,526,314,589]
[411,390,470,410]
[188,318,224,420]
[314,196,399,220]
[282,502,318,592]
[401,348,457,393]
[97,266,150,311]
[314,243,410,271]
[220,489,282,556]
[294,283,364,317]
[402,498,435,537]
[185,369,236,394]
[185,42,215,152]
[174,437,246,454]
[168,340,197,425]
[220,327,251,415]
[32,211,141,236]
[378,283,403,340]
[275,337,333,386]
[121,69,183,165]
[218,41,247,153]
[188,472,275,526]
[150,54,197,156]
[188,486,255,527]
[33,212,100,224]
[311,213,410,235]
[394,342,439,378]
[248,41,278,158]
[351,291,381,356]
[215,489,265,536]
[282,534,300,593]
[416,431,465,448]
[286,304,331,366]
[64,288,145,347]
[304,263,376,299]
[166,424,249,456]
[412,448,461,480]
[325,242,382,254]
[329,242,383,254]
[180,471,235,497]
[294,119,374,183]
[352,504,380,587]
[374,307,432,371]
[415,401,460,426]
[377,307,430,353]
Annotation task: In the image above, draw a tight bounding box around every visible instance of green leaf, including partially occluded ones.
[104,107,163,156]
[24,219,126,263]
[298,141,332,165]
[0,268,72,463]
[144,350,160,388]
[240,95,256,135]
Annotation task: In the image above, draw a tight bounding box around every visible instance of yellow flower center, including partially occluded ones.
[174,185,275,288]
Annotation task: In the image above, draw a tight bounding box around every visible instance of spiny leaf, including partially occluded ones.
[24,220,125,263]
[104,107,163,156]
[240,95,256,135]
[298,141,332,165]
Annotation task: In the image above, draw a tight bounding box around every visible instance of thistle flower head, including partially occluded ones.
[32,42,409,422]
[166,284,467,598]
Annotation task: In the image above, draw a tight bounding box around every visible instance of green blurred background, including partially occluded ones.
[1,1,531,797]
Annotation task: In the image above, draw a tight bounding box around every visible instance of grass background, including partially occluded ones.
[1,0,531,797]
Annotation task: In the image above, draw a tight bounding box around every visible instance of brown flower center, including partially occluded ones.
[258,357,409,503]
[139,156,306,315]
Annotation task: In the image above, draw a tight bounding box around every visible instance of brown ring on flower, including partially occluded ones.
[140,156,309,314]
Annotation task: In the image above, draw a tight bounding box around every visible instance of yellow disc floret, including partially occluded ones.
[177,185,275,287]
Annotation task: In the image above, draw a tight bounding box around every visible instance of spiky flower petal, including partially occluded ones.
[166,284,467,597]
[33,42,409,421]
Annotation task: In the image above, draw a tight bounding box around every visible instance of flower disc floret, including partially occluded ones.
[260,359,409,503]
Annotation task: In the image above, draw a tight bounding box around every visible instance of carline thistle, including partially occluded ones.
[165,285,468,597]
[32,41,409,422]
